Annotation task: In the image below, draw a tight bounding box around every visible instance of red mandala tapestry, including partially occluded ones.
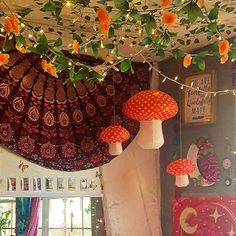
[0,51,149,171]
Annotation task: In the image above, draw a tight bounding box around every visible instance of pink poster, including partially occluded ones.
[173,196,236,236]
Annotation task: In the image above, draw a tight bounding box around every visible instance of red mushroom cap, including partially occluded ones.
[167,159,195,176]
[123,90,178,121]
[100,125,130,143]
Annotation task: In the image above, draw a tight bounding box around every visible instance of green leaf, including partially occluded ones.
[113,0,129,10]
[112,10,124,21]
[72,33,83,43]
[41,1,57,12]
[197,58,205,71]
[15,35,27,46]
[54,37,62,47]
[104,44,115,49]
[91,43,99,58]
[37,34,48,54]
[188,3,203,23]
[172,48,185,59]
[120,59,131,72]
[208,6,219,20]
[56,56,69,72]
[74,67,89,80]
[108,27,115,38]
[208,22,217,32]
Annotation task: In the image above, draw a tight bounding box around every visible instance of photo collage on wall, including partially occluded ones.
[6,176,89,192]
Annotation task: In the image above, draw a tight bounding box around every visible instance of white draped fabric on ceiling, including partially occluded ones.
[101,138,162,236]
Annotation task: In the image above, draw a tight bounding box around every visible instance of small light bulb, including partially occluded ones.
[130,43,133,47]
[190,81,194,87]
[218,35,222,40]
[225,89,229,92]
[174,76,178,81]
[68,62,72,66]
[162,78,167,83]
[28,34,33,39]
[20,23,25,28]
[149,67,152,71]
[139,29,142,35]
[145,44,149,48]
[121,36,125,40]
[84,46,88,53]
[111,50,114,54]
[181,85,184,90]
[39,29,44,34]
[100,41,104,48]
[204,93,208,98]
[66,1,71,7]
[0,28,5,33]
[214,92,217,96]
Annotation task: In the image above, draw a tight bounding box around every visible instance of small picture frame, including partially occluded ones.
[20,178,29,191]
[80,177,88,191]
[57,177,64,191]
[181,71,217,125]
[68,177,76,191]
[45,177,53,192]
[7,177,16,191]
[33,177,42,191]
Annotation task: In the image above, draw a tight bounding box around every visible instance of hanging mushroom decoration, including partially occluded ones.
[123,90,178,149]
[167,159,196,187]
[100,125,130,155]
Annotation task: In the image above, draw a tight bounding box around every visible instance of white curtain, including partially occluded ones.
[101,138,162,236]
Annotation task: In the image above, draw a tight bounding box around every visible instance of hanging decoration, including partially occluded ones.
[99,125,130,155]
[123,90,178,149]
[0,50,149,171]
[0,0,235,93]
[167,158,195,187]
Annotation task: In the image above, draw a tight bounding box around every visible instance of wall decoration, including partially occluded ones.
[0,51,149,171]
[7,177,16,191]
[173,196,236,236]
[33,177,41,192]
[18,160,29,173]
[187,137,221,187]
[182,71,217,125]
[80,177,88,191]
[45,178,53,192]
[57,177,64,191]
[20,178,29,191]
[68,177,76,191]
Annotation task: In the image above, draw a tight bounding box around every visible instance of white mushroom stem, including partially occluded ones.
[109,143,123,156]
[176,175,189,187]
[137,120,164,149]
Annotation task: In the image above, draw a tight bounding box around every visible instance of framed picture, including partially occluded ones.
[7,177,16,191]
[80,177,88,191]
[68,177,76,191]
[20,178,29,191]
[57,177,64,191]
[45,177,53,192]
[181,71,217,125]
[33,177,42,191]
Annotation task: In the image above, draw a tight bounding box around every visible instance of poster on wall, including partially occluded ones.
[182,71,216,125]
[80,177,88,191]
[33,177,41,191]
[45,178,53,192]
[57,177,64,191]
[20,178,29,191]
[68,177,76,191]
[7,177,16,191]
[173,196,236,236]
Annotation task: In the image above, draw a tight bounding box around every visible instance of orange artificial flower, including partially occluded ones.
[4,15,20,36]
[162,0,172,8]
[72,40,80,54]
[220,54,228,64]
[197,0,204,8]
[218,39,230,55]
[97,7,111,34]
[93,65,106,73]
[104,55,114,63]
[15,40,32,54]
[162,11,177,27]
[183,54,192,68]
[41,59,58,78]
[0,53,10,66]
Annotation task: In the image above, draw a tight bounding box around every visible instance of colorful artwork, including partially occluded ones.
[173,196,236,236]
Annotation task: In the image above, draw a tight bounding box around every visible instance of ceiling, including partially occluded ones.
[1,0,236,61]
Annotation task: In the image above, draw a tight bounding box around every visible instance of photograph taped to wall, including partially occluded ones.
[20,178,29,191]
[182,71,216,125]
[80,177,88,191]
[68,177,76,191]
[7,177,16,191]
[33,177,42,191]
[45,177,53,192]
[57,177,64,191]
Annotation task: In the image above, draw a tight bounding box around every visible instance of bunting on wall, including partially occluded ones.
[0,50,149,171]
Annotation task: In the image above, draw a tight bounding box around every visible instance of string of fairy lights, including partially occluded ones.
[0,0,235,97]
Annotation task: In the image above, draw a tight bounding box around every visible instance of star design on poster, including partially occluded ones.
[210,207,222,223]
[227,225,236,236]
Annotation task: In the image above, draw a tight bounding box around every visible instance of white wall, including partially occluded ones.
[0,146,102,197]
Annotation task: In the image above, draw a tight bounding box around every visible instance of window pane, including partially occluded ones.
[84,229,92,236]
[49,229,65,236]
[68,229,82,236]
[49,199,65,228]
[66,198,82,228]
[83,197,91,228]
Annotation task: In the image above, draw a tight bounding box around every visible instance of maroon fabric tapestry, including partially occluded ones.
[0,51,149,171]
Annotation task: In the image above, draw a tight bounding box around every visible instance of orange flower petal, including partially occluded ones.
[100,23,109,34]
[183,54,192,68]
[0,53,10,66]
[162,0,172,8]
[104,55,114,63]
[219,39,230,55]
[4,15,20,36]
[162,11,177,27]
[220,54,228,64]
[97,7,110,23]
[41,59,58,78]
[16,43,30,54]
[197,0,204,8]
[72,40,80,54]
[41,59,48,71]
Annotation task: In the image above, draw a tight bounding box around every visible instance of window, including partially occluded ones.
[49,197,92,236]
